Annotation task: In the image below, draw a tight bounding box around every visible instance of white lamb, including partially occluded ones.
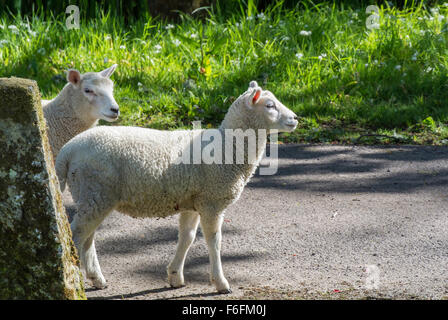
[43,64,119,159]
[55,81,298,293]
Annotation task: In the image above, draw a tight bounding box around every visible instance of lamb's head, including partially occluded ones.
[66,64,120,122]
[241,81,298,133]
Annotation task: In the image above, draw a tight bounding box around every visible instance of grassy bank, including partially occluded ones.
[1,2,448,144]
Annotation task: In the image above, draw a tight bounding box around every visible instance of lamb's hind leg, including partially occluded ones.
[71,189,115,289]
[82,233,106,289]
[167,211,200,288]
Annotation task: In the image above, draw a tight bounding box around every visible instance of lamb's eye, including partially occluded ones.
[266,101,276,109]
[84,88,93,94]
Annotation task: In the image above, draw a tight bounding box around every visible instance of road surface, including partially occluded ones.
[62,144,448,300]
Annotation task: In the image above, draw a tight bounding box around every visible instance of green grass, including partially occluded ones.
[1,2,448,144]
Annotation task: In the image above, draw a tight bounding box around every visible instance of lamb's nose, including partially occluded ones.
[110,107,119,114]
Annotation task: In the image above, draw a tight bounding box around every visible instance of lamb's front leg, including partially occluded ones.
[199,212,231,294]
[167,211,200,288]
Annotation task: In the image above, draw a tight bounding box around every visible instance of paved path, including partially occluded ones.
[63,144,448,300]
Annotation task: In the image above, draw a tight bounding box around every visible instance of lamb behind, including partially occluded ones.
[56,81,298,293]
[43,64,119,160]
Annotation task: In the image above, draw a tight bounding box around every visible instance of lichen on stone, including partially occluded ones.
[0,77,85,300]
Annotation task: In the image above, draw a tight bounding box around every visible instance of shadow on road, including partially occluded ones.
[132,252,266,283]
[87,286,224,300]
[251,144,448,193]
[94,225,243,255]
[86,286,177,300]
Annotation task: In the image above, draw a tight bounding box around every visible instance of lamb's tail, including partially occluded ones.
[55,145,71,192]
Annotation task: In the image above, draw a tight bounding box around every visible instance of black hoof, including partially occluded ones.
[218,288,232,294]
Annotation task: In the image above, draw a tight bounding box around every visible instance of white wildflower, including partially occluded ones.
[318,53,327,60]
[190,33,198,39]
[154,44,162,53]
[172,39,181,47]
[299,30,312,36]
[430,8,439,15]
[295,53,303,59]
[119,45,126,49]
[0,39,8,47]
[395,65,401,70]
[165,24,175,30]
[257,13,266,20]
[8,25,19,34]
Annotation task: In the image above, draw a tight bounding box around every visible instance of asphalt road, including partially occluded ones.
[62,144,448,300]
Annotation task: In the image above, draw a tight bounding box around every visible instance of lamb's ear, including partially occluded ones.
[100,64,118,78]
[248,87,262,106]
[249,80,258,89]
[67,69,81,87]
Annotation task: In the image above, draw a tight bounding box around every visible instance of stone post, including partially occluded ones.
[0,77,85,299]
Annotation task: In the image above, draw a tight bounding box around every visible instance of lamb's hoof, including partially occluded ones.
[168,272,185,288]
[218,288,232,294]
[91,277,107,289]
[170,283,186,289]
[212,277,230,294]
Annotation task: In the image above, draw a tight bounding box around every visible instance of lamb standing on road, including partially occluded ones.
[43,64,119,160]
[55,81,298,293]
